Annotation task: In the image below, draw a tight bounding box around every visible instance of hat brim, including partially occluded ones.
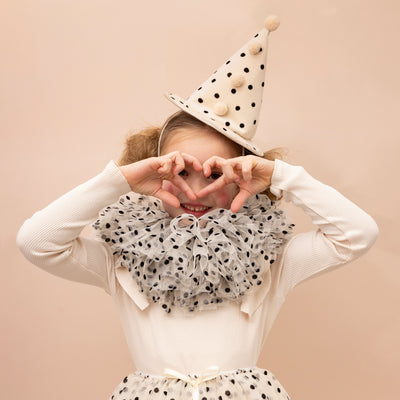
[164,92,265,157]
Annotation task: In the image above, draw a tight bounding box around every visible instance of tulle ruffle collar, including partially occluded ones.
[92,193,294,316]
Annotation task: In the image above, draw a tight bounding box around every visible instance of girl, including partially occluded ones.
[16,16,379,400]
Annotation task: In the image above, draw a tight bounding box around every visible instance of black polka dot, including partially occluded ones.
[226,60,231,64]
[248,85,253,90]
[231,88,236,94]
[198,98,203,103]
[240,123,245,128]
[253,120,257,124]
[260,64,265,70]
[204,110,209,113]
[227,72,232,77]
[262,82,265,87]
[235,106,240,111]
[198,86,202,90]
[225,121,230,126]
[211,78,216,83]
[251,102,256,107]
[240,52,246,57]
[244,67,249,73]
[214,93,220,98]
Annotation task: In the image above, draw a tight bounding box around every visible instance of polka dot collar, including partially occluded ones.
[92,193,294,315]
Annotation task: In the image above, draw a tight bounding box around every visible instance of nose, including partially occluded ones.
[186,172,209,196]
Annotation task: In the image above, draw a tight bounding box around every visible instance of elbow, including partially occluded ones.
[16,222,31,258]
[16,222,38,262]
[349,215,380,259]
[16,221,52,263]
[363,215,380,250]
[331,215,380,263]
[16,220,73,265]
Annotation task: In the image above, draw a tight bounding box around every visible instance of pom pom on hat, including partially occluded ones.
[214,102,229,116]
[265,15,280,32]
[231,74,245,87]
[248,40,263,55]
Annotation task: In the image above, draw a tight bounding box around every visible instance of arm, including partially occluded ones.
[16,160,132,294]
[269,159,379,298]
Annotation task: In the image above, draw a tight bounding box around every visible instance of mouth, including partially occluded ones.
[180,203,212,217]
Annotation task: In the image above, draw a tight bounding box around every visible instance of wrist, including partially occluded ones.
[117,165,133,190]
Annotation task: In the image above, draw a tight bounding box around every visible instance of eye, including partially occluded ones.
[209,171,222,180]
[178,169,188,177]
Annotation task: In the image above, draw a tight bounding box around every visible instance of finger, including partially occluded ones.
[171,152,185,175]
[241,159,253,182]
[231,189,252,213]
[202,156,225,177]
[181,152,203,172]
[221,162,238,182]
[153,188,181,208]
[196,176,228,198]
[157,157,172,174]
[170,175,197,201]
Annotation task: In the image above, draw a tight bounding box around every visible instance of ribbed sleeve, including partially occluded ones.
[269,159,379,297]
[16,160,132,294]
[16,157,380,302]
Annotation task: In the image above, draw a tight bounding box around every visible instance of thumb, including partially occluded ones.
[153,189,180,208]
[230,189,252,213]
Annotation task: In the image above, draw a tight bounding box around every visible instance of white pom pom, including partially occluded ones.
[264,15,280,32]
[248,40,263,55]
[231,74,245,87]
[214,102,228,116]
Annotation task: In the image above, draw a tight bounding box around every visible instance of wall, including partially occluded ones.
[2,1,399,399]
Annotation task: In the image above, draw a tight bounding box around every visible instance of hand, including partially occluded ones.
[196,155,275,213]
[118,151,203,208]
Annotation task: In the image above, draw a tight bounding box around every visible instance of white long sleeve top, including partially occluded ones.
[16,159,379,376]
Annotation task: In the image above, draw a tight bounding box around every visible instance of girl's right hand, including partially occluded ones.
[118,151,203,208]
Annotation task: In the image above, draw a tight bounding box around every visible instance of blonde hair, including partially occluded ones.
[118,110,287,201]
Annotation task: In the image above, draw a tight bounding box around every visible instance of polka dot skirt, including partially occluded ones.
[108,366,292,400]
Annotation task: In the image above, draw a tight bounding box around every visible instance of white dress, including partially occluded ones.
[16,158,379,400]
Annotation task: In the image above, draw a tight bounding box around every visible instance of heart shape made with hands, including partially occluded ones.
[157,151,275,213]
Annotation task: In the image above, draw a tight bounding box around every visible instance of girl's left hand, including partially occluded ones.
[196,155,275,213]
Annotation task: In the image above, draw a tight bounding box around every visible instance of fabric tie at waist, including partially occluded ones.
[162,365,222,400]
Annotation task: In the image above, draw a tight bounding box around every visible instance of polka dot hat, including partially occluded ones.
[162,15,280,157]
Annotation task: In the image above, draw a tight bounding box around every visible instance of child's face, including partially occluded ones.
[160,127,242,218]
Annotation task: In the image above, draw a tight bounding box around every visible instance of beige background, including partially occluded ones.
[2,1,399,399]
